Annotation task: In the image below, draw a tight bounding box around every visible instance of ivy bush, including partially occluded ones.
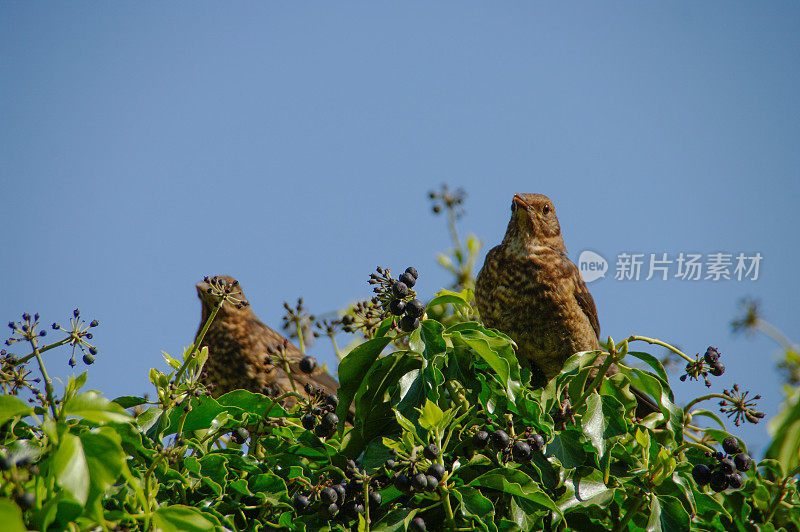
[1,187,798,531]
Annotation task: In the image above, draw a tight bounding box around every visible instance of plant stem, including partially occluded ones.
[442,488,456,529]
[628,335,694,364]
[16,338,71,365]
[28,338,58,419]
[613,492,647,532]
[572,351,616,413]
[764,476,790,523]
[177,303,222,383]
[682,394,731,416]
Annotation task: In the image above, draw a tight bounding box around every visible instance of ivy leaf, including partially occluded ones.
[0,396,33,425]
[468,468,563,520]
[0,498,27,532]
[63,391,131,424]
[647,493,691,532]
[336,336,393,434]
[53,433,90,504]
[580,393,628,461]
[153,505,217,532]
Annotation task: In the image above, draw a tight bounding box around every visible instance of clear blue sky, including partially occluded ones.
[2,3,798,454]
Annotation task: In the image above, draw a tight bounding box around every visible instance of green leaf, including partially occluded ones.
[53,433,90,504]
[626,351,669,383]
[0,395,33,425]
[453,487,494,530]
[0,498,27,532]
[417,399,444,432]
[111,395,148,409]
[63,391,132,424]
[647,494,691,532]
[448,327,521,402]
[427,289,473,315]
[468,468,563,520]
[153,505,217,532]
[557,467,614,512]
[336,336,393,434]
[80,427,126,496]
[580,394,628,461]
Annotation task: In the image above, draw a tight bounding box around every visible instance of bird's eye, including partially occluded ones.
[542,204,550,215]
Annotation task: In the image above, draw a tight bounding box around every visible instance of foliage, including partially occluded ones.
[1,190,799,531]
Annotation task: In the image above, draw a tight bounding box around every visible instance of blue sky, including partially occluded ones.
[2,3,798,454]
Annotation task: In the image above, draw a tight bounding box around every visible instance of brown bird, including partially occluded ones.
[194,275,340,401]
[475,193,658,415]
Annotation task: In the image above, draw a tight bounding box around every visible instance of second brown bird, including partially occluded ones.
[195,275,339,400]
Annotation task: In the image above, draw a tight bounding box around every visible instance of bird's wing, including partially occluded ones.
[248,315,341,394]
[559,252,601,340]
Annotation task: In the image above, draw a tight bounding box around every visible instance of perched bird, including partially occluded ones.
[194,275,340,401]
[475,193,658,415]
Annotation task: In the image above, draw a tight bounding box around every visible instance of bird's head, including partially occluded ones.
[196,275,251,321]
[502,193,567,254]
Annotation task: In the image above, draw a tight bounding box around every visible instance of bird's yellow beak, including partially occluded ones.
[513,194,542,220]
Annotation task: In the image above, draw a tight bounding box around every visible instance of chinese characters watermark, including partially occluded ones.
[578,251,762,283]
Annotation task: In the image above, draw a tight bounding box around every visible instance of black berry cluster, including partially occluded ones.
[299,384,339,439]
[472,426,545,464]
[368,266,424,332]
[691,437,752,493]
[385,443,447,496]
[680,347,726,386]
[292,460,386,523]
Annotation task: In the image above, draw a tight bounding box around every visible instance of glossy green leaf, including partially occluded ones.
[0,395,33,425]
[54,433,90,504]
[0,498,27,532]
[153,505,217,532]
[336,336,393,434]
[63,391,131,424]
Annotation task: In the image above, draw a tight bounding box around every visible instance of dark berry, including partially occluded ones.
[719,458,735,475]
[411,472,428,491]
[399,315,419,332]
[734,453,752,472]
[704,347,721,364]
[333,483,347,502]
[512,440,532,463]
[399,272,416,288]
[368,491,382,506]
[529,433,545,452]
[409,516,427,531]
[392,281,409,299]
[320,486,338,505]
[343,500,364,516]
[423,443,440,460]
[385,459,398,470]
[82,353,95,365]
[692,464,712,486]
[90,319,99,327]
[728,472,743,489]
[425,474,439,491]
[293,492,310,512]
[405,299,425,318]
[490,430,510,451]
[15,492,35,510]
[709,469,729,492]
[394,474,411,493]
[231,427,249,444]
[301,413,317,430]
[320,412,339,429]
[472,430,490,449]
[324,502,339,518]
[709,362,725,376]
[325,394,339,408]
[314,423,335,438]
[722,437,741,455]
[405,267,419,280]
[426,463,446,481]
[299,356,317,374]
[389,299,406,316]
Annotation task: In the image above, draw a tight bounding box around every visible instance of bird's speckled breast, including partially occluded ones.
[476,245,600,382]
